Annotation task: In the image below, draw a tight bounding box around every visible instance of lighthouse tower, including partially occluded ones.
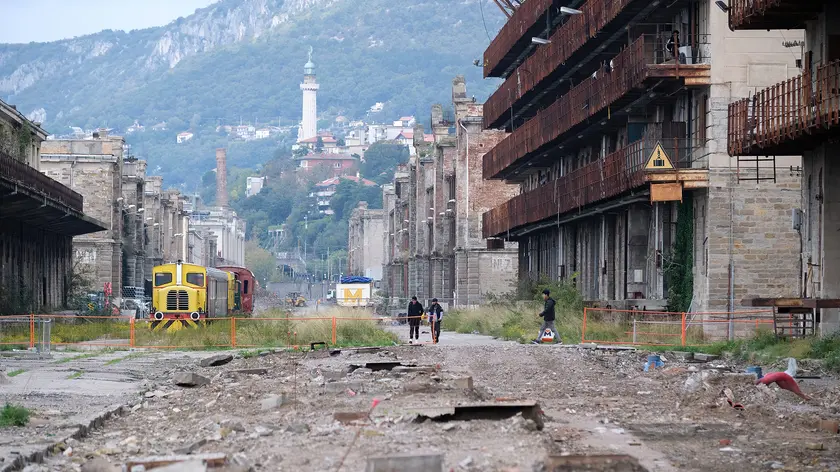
[298,46,319,142]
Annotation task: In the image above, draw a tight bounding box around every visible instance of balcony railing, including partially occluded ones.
[483,0,555,78]
[483,139,658,238]
[484,0,639,128]
[728,59,840,156]
[728,0,823,30]
[0,150,83,211]
[483,34,711,180]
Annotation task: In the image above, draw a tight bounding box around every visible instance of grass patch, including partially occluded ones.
[0,404,30,427]
[239,349,270,359]
[446,278,586,343]
[67,371,83,380]
[55,352,102,364]
[6,369,25,377]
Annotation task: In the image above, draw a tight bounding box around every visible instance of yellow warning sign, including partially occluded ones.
[645,142,674,171]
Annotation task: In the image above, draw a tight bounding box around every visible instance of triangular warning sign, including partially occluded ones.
[645,142,674,170]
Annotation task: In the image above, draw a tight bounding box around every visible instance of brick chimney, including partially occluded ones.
[216,148,228,208]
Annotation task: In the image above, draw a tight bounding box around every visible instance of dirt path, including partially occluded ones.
[4,338,833,472]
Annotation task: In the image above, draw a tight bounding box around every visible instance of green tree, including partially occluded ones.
[245,241,277,286]
[360,142,410,184]
[315,136,324,152]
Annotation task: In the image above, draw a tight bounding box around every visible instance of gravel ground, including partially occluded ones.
[5,339,840,472]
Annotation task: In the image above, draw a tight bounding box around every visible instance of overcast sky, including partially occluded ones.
[0,0,218,44]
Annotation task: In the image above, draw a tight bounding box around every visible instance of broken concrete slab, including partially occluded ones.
[543,454,648,472]
[173,438,207,455]
[392,365,437,374]
[693,353,719,362]
[198,354,233,367]
[669,351,694,361]
[366,453,443,472]
[172,373,210,388]
[145,460,207,472]
[259,394,288,411]
[123,453,226,470]
[402,381,440,394]
[818,419,839,434]
[452,377,474,390]
[412,401,544,430]
[230,368,268,376]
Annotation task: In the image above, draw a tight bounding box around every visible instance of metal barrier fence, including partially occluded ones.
[581,308,776,346]
[0,314,435,351]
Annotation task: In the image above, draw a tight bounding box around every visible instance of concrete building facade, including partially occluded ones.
[727,0,840,335]
[382,77,519,307]
[480,0,802,327]
[348,201,385,281]
[189,207,245,267]
[0,99,105,313]
[40,132,132,300]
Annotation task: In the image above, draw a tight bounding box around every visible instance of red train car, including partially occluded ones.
[216,266,257,315]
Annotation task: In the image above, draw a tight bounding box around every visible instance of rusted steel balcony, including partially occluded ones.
[728,59,840,156]
[0,150,83,211]
[728,0,824,31]
[483,35,711,180]
[484,0,654,129]
[483,140,655,238]
[483,0,556,79]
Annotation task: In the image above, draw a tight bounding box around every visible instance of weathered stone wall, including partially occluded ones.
[699,170,802,314]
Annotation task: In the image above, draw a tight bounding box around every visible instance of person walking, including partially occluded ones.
[407,296,424,344]
[427,298,444,344]
[532,289,559,344]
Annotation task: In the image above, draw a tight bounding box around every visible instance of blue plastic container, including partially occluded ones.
[643,354,665,372]
[746,366,763,379]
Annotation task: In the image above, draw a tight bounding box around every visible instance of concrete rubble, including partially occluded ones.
[0,344,837,471]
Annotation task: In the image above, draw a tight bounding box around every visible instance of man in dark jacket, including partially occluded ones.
[407,296,424,344]
[532,289,559,344]
[427,298,444,343]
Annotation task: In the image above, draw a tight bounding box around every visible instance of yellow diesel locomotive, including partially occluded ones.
[150,261,235,331]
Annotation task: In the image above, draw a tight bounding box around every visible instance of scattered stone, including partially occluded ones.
[459,456,474,468]
[509,413,539,432]
[81,458,119,472]
[693,353,719,362]
[442,423,457,432]
[818,419,839,434]
[719,439,731,446]
[285,423,311,434]
[260,394,287,411]
[231,368,267,376]
[670,351,695,361]
[765,461,784,470]
[806,442,825,451]
[199,354,233,367]
[173,372,210,388]
[453,377,474,390]
[366,453,444,472]
[148,460,207,472]
[173,438,207,455]
[403,381,439,394]
[325,381,363,394]
[220,419,246,432]
[254,426,273,437]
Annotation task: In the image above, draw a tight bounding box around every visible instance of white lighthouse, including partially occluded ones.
[298,46,319,142]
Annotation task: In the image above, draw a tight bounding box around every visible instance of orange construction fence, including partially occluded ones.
[0,314,435,350]
[581,307,776,347]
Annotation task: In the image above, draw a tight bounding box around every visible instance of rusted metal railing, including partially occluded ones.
[0,150,84,211]
[484,37,648,180]
[483,0,555,78]
[728,59,840,156]
[728,0,798,30]
[484,0,637,128]
[482,139,659,238]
